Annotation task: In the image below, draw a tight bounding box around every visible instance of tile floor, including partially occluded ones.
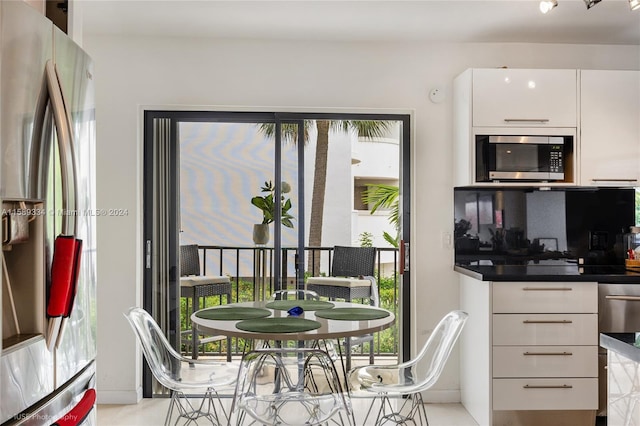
[97,397,479,425]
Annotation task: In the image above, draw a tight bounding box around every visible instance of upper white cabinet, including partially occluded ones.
[472,69,578,128]
[579,70,640,186]
[453,68,578,187]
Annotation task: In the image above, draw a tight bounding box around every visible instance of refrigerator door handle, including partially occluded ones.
[32,60,78,234]
[33,60,83,351]
[45,60,78,236]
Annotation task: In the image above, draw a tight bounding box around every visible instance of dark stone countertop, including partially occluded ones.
[455,261,640,283]
[600,333,640,363]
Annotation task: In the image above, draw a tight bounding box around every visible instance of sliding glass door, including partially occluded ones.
[143,110,410,396]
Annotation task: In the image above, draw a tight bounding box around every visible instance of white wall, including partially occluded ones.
[83,34,640,403]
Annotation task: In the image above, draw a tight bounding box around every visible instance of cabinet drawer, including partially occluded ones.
[493,345,598,378]
[493,378,598,410]
[492,281,597,313]
[472,68,577,128]
[493,314,597,346]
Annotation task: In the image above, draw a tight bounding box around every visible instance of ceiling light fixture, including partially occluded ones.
[630,0,640,10]
[583,0,602,9]
[539,0,558,13]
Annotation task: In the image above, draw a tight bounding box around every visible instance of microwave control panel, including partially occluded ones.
[549,146,563,173]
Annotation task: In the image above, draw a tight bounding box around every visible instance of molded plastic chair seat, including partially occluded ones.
[232,347,353,426]
[347,310,468,425]
[124,307,237,426]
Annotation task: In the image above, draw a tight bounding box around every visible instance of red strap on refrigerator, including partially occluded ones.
[47,235,78,318]
[64,238,83,317]
[50,388,96,426]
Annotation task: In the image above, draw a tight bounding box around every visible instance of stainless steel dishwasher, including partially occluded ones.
[598,283,640,417]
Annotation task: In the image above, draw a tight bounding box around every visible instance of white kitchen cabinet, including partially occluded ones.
[453,68,578,187]
[580,70,640,186]
[472,69,578,128]
[459,276,598,425]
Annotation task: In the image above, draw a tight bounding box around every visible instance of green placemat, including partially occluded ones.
[314,307,390,321]
[265,300,334,311]
[236,317,321,333]
[195,307,271,321]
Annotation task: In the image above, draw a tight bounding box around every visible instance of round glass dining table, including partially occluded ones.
[191,300,395,341]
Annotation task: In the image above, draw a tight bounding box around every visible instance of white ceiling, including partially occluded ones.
[81,0,640,45]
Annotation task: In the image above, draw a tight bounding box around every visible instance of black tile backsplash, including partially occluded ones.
[454,187,636,265]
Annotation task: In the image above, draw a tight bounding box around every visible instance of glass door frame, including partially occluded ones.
[143,110,411,396]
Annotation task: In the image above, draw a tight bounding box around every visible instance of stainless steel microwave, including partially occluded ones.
[475,134,574,182]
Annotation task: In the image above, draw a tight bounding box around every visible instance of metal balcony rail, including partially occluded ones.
[181,245,400,359]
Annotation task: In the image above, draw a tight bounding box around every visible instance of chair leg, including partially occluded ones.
[164,389,227,426]
[374,394,429,426]
[361,396,382,425]
[164,391,177,426]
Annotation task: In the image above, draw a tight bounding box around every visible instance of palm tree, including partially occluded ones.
[259,120,391,275]
[361,184,400,247]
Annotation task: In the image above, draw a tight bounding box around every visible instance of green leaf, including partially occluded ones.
[281,218,294,228]
[383,231,399,248]
[362,184,400,232]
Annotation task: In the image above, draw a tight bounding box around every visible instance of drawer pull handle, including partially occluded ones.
[522,320,573,324]
[590,179,638,183]
[605,295,640,302]
[523,384,573,389]
[523,351,573,356]
[523,287,572,291]
[504,118,550,123]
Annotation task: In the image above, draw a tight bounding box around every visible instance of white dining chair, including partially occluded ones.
[231,347,354,426]
[124,307,237,425]
[347,310,468,425]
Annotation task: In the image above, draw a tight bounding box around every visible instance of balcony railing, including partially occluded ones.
[181,245,400,359]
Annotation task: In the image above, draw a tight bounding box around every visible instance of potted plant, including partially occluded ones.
[251,180,294,245]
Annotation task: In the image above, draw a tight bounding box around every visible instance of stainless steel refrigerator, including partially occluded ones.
[0,2,97,424]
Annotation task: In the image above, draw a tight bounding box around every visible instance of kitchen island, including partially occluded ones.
[600,333,640,426]
[456,259,640,426]
[458,260,640,425]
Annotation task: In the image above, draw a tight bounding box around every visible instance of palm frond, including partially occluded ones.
[330,120,393,140]
[362,183,400,230]
[362,184,398,212]
[383,231,400,248]
[257,122,311,145]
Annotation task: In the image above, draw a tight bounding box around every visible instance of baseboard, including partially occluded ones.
[421,389,461,404]
[96,387,142,405]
